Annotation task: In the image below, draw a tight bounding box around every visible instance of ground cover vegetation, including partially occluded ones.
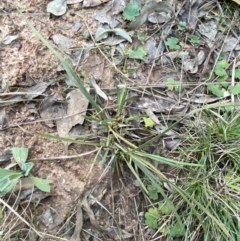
[1,0,240,240]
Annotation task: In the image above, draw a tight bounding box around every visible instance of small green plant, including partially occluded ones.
[0,147,51,197]
[165,37,181,50]
[123,2,141,21]
[214,59,228,85]
[188,34,200,44]
[127,45,147,60]
[207,84,225,97]
[145,207,159,229]
[143,117,155,128]
[145,201,185,238]
[208,60,240,97]
[137,31,146,42]
[166,78,184,92]
[177,21,187,31]
[147,185,159,200]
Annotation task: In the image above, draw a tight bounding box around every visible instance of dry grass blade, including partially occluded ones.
[0,198,43,238]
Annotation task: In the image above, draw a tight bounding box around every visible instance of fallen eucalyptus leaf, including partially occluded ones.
[67,0,83,4]
[148,12,171,24]
[52,34,72,49]
[39,94,66,128]
[83,0,110,7]
[47,0,67,16]
[223,37,240,52]
[57,89,89,140]
[231,0,240,5]
[95,27,132,43]
[198,21,217,41]
[3,35,18,45]
[94,2,121,28]
[91,79,108,100]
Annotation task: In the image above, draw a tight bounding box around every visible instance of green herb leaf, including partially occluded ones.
[128,46,146,60]
[0,176,20,197]
[234,69,240,79]
[143,117,155,128]
[95,28,132,43]
[117,85,127,115]
[21,162,34,176]
[228,83,240,95]
[137,31,146,42]
[147,186,158,200]
[207,84,225,97]
[166,78,183,92]
[12,147,29,166]
[145,208,160,229]
[159,201,174,215]
[166,37,181,50]
[177,21,187,31]
[214,60,228,77]
[169,221,185,238]
[123,2,141,21]
[29,175,52,193]
[188,34,200,44]
[0,169,23,180]
[217,74,228,88]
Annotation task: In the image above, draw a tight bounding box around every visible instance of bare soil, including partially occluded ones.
[0,1,145,240]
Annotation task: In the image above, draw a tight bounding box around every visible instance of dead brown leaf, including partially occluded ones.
[231,0,240,4]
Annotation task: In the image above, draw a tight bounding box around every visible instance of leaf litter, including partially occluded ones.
[2,0,240,240]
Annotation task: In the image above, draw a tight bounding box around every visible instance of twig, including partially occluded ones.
[29,149,98,161]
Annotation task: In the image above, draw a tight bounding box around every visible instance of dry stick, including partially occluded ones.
[69,203,83,241]
[29,148,98,161]
[133,197,144,241]
[0,92,45,96]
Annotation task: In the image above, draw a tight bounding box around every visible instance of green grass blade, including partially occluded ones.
[17,8,106,120]
[117,85,127,115]
[35,132,104,147]
[134,151,203,167]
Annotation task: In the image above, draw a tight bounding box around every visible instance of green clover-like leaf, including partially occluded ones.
[169,221,185,238]
[188,34,200,44]
[214,60,228,77]
[128,46,146,60]
[159,201,174,215]
[147,185,158,200]
[123,2,141,21]
[234,69,240,79]
[145,208,160,229]
[207,84,225,97]
[228,83,240,95]
[143,117,155,128]
[178,21,187,31]
[166,37,181,50]
[137,31,146,42]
